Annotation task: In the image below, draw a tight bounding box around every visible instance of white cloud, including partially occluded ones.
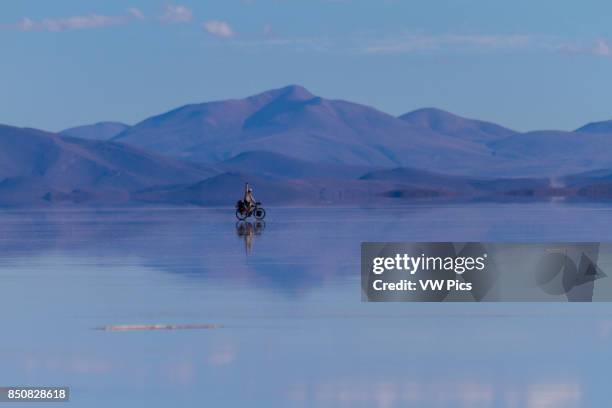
[0,6,198,31]
[1,10,143,32]
[15,18,35,31]
[594,39,612,57]
[361,33,533,54]
[161,5,193,23]
[29,15,125,31]
[360,32,612,59]
[128,8,145,20]
[203,20,234,38]
[526,382,581,408]
[203,36,333,52]
[550,38,612,58]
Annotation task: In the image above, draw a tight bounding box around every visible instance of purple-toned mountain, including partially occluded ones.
[0,122,606,205]
[217,151,374,179]
[0,124,215,204]
[575,119,612,134]
[485,130,612,176]
[61,121,130,140]
[112,85,495,173]
[8,85,612,205]
[110,85,612,177]
[398,108,517,142]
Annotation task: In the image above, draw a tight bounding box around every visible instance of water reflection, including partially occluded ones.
[287,377,582,408]
[1,205,612,294]
[235,220,266,255]
[0,205,612,407]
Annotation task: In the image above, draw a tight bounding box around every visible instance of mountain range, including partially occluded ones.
[0,125,215,204]
[2,84,612,206]
[111,85,497,174]
[104,85,612,177]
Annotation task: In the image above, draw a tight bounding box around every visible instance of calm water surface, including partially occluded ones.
[0,203,611,407]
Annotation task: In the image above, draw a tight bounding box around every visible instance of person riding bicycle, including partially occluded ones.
[243,182,256,212]
[236,182,265,220]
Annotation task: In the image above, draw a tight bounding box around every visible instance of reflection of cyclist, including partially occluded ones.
[244,222,254,255]
[244,183,256,212]
[235,221,265,255]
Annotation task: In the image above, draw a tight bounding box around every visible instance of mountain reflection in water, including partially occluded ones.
[1,204,611,407]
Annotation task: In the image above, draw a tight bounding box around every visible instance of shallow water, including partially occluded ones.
[0,203,611,407]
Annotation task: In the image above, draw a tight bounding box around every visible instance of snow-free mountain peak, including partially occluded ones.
[111,85,489,171]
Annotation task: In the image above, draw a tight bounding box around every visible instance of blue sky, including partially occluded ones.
[1,0,612,132]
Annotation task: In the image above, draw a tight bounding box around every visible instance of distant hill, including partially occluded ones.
[133,170,455,206]
[575,119,612,134]
[0,124,216,204]
[360,166,476,192]
[134,165,557,206]
[110,84,612,177]
[399,108,516,142]
[562,168,612,199]
[60,121,130,140]
[485,130,612,176]
[217,151,374,180]
[7,85,612,205]
[0,123,600,205]
[113,85,495,173]
[360,167,550,196]
[135,172,319,206]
